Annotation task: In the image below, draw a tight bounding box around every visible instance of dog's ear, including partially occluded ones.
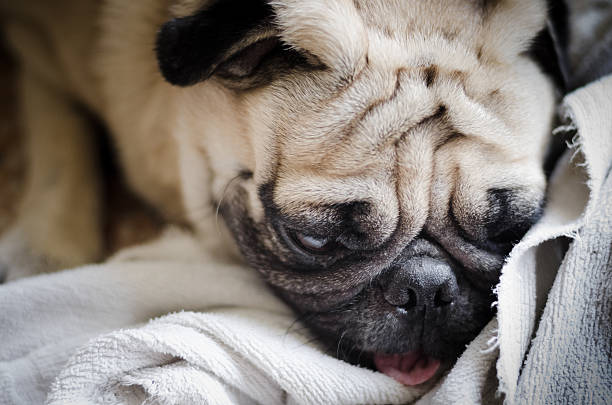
[156,0,275,86]
[476,0,569,90]
[528,0,570,91]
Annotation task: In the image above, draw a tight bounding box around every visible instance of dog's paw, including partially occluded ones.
[0,226,64,282]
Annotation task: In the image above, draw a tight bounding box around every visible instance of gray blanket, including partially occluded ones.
[514,1,612,401]
[516,137,611,403]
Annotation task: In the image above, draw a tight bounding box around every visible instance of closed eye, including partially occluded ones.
[277,222,343,258]
[291,232,338,254]
[215,37,281,79]
[215,36,326,87]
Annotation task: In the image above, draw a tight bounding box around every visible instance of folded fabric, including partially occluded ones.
[0,229,428,405]
[46,310,428,405]
[0,229,289,404]
[512,75,612,404]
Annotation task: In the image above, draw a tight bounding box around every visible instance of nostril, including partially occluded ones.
[399,288,418,310]
[434,288,452,307]
[433,278,458,307]
[383,283,419,309]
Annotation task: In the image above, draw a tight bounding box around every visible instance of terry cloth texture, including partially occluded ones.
[512,76,612,405]
[0,229,428,405]
[498,76,612,404]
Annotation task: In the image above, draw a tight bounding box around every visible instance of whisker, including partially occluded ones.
[336,330,348,360]
[356,346,366,365]
[214,173,247,235]
[292,335,326,350]
[284,312,316,337]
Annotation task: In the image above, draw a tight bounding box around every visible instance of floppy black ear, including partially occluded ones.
[529,0,570,91]
[156,0,274,86]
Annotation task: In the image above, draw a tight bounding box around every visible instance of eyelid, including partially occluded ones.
[215,37,280,78]
[277,222,338,257]
[296,234,330,250]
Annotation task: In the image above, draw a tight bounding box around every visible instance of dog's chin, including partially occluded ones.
[305,325,455,386]
[314,334,466,386]
[290,283,494,386]
[330,341,447,386]
[372,351,442,386]
[308,320,482,386]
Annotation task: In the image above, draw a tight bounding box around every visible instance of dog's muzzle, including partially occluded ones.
[371,243,463,384]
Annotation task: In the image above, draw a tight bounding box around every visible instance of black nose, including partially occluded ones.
[382,257,458,310]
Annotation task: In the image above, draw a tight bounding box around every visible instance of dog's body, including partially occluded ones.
[0,0,186,272]
[0,0,564,386]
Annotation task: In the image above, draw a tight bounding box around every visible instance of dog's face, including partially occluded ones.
[157,0,557,385]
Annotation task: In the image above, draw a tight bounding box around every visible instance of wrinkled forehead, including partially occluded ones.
[239,0,551,196]
[271,0,546,74]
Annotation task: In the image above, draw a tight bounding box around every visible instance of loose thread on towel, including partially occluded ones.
[562,229,582,241]
[565,134,579,149]
[481,329,500,354]
[554,111,580,150]
[492,282,501,306]
[552,123,577,137]
[557,112,588,169]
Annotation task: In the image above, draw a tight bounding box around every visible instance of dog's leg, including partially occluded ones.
[0,71,103,281]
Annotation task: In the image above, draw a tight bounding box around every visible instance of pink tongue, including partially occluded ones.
[374,351,440,386]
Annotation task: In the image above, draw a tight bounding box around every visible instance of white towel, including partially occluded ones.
[0,228,427,405]
[503,78,612,403]
[46,310,426,405]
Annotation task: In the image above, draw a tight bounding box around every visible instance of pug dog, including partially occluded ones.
[0,0,566,386]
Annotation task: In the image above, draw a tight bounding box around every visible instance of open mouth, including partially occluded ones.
[373,351,441,386]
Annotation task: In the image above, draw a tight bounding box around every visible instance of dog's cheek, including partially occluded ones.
[450,167,546,248]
